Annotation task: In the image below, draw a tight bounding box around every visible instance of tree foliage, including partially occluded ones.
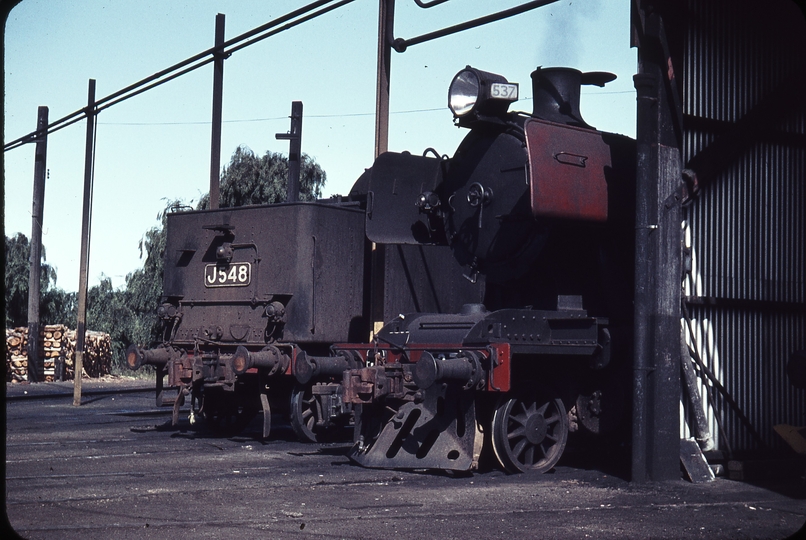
[196,146,326,209]
[4,232,68,328]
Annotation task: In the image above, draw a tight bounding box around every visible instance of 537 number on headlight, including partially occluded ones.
[204,262,251,287]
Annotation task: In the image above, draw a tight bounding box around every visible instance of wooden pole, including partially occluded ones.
[26,106,49,383]
[209,13,225,209]
[276,101,303,202]
[371,0,395,337]
[74,79,96,406]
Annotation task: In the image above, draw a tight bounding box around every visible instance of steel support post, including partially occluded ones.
[26,106,49,384]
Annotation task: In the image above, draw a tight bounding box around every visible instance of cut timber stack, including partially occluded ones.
[6,328,30,383]
[63,329,113,378]
[5,325,112,383]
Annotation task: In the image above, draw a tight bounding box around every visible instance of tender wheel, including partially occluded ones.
[289,384,323,443]
[491,393,569,473]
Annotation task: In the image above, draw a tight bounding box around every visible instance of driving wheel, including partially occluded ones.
[491,393,569,473]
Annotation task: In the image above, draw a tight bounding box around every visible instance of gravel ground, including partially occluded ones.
[5,378,805,539]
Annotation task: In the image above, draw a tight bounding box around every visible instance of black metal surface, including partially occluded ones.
[344,61,636,474]
[349,381,477,471]
[530,67,615,129]
[294,351,357,385]
[365,152,444,244]
[380,244,485,322]
[440,120,543,283]
[376,308,489,349]
[463,308,601,356]
[131,197,367,441]
[411,351,485,390]
[162,202,367,346]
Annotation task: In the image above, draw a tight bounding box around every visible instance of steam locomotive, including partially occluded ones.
[127,65,636,473]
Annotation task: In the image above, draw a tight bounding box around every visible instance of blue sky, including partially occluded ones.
[4,0,636,293]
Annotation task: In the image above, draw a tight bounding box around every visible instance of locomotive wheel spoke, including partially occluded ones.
[303,402,316,430]
[524,445,535,465]
[508,425,526,439]
[491,392,569,474]
[512,438,528,459]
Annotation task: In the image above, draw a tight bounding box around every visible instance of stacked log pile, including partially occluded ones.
[6,328,31,383]
[5,325,112,383]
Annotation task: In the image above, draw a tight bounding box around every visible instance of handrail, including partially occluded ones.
[413,0,450,8]
[392,0,560,52]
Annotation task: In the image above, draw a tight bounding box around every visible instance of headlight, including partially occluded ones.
[448,66,518,119]
[448,69,481,116]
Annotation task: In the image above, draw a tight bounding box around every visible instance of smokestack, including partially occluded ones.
[530,67,615,129]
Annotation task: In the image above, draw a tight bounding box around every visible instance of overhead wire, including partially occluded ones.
[5,0,634,150]
[4,0,354,153]
[94,90,635,126]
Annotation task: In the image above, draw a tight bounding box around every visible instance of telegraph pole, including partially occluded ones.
[374,0,394,158]
[276,101,303,202]
[209,13,225,209]
[26,106,49,383]
[74,79,96,406]
[371,0,396,337]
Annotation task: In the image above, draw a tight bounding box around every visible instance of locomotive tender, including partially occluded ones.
[127,64,636,474]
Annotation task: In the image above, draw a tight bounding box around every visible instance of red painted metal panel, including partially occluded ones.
[489,342,511,392]
[525,118,611,222]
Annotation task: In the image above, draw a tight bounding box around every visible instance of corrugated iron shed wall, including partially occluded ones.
[662,0,806,453]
